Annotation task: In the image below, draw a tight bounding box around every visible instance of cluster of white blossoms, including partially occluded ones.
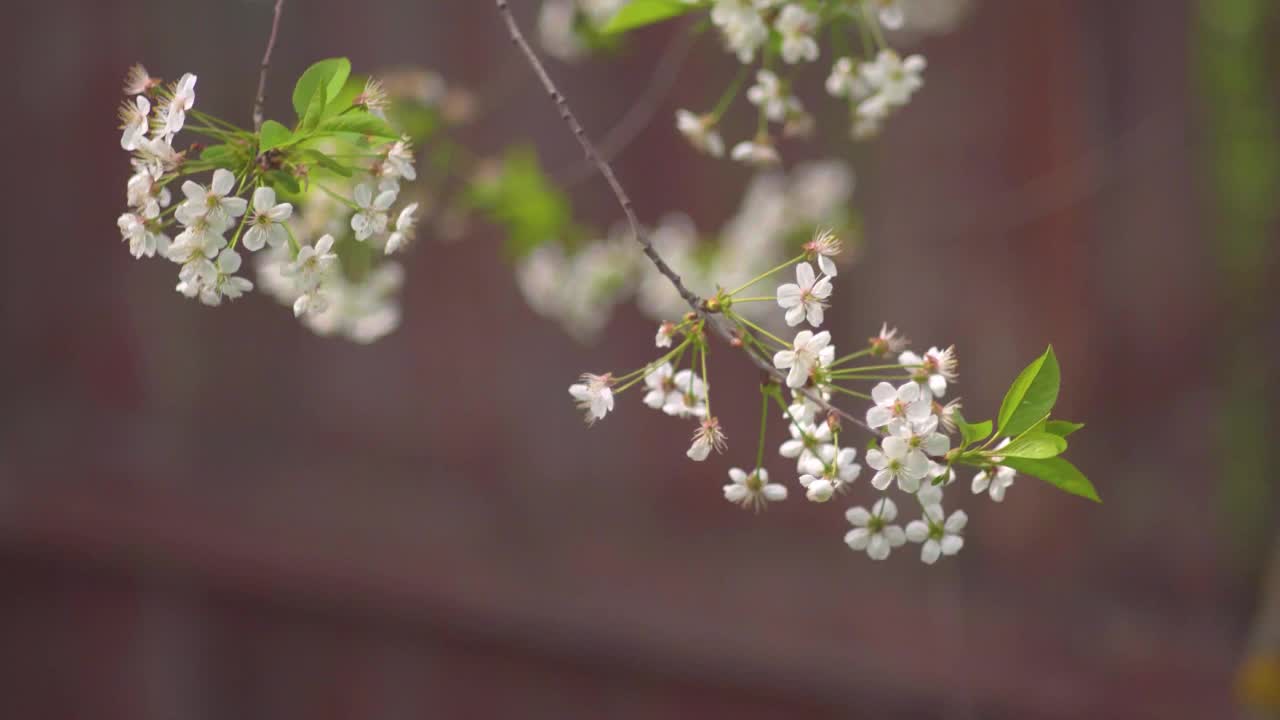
[518,161,854,341]
[668,0,930,165]
[566,226,1053,564]
[113,62,421,343]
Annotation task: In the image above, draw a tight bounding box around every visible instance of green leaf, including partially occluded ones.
[997,346,1061,437]
[258,120,294,152]
[301,149,353,177]
[467,146,573,259]
[954,412,992,447]
[292,58,351,119]
[1001,456,1100,503]
[200,143,244,170]
[1045,420,1085,437]
[602,0,698,34]
[299,82,328,134]
[317,112,399,139]
[264,169,300,196]
[998,432,1067,459]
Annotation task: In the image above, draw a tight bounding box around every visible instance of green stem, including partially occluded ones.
[829,347,876,367]
[755,387,769,470]
[829,385,872,400]
[710,64,751,122]
[730,311,790,349]
[727,254,804,296]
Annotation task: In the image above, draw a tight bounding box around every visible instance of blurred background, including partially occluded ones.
[3,0,1279,717]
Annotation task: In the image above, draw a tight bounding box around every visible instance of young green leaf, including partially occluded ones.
[997,346,1061,437]
[264,169,301,196]
[292,58,351,118]
[301,149,353,177]
[317,112,398,139]
[997,432,1067,459]
[467,146,573,258]
[1045,420,1085,437]
[258,120,295,152]
[602,0,698,34]
[299,82,328,134]
[954,412,992,447]
[200,143,244,171]
[1000,456,1100,503]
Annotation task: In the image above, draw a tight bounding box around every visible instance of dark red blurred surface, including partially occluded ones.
[0,1,1269,718]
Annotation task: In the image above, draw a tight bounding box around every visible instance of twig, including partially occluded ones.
[253,0,287,132]
[493,0,867,432]
[557,25,698,186]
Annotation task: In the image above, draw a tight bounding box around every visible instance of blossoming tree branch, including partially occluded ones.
[114,0,1099,565]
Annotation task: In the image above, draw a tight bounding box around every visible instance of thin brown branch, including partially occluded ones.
[558,25,698,186]
[493,0,867,432]
[253,0,287,132]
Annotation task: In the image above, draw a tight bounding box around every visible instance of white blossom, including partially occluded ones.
[724,467,787,510]
[176,169,247,227]
[123,64,155,96]
[162,72,197,140]
[351,183,397,241]
[874,0,905,30]
[775,4,819,63]
[710,0,769,63]
[569,372,615,425]
[746,70,797,123]
[687,417,727,461]
[730,138,780,166]
[167,214,228,264]
[643,363,677,411]
[858,50,926,119]
[655,322,676,348]
[242,186,293,252]
[779,418,833,472]
[866,435,929,493]
[126,162,170,219]
[773,329,831,389]
[799,445,861,502]
[675,109,725,157]
[845,497,907,560]
[972,442,1016,502]
[385,203,419,254]
[803,228,842,277]
[906,504,966,564]
[383,138,417,181]
[899,345,957,398]
[866,381,931,429]
[826,57,869,99]
[118,95,151,151]
[283,234,339,317]
[776,262,832,327]
[117,212,169,259]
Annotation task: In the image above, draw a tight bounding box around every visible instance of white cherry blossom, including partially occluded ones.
[845,497,907,560]
[351,183,397,241]
[906,504,967,564]
[899,345,957,398]
[569,372,615,424]
[687,417,726,461]
[775,4,819,64]
[162,72,197,139]
[773,329,831,389]
[730,138,780,166]
[177,169,247,226]
[242,186,293,252]
[385,203,419,254]
[118,95,151,151]
[776,262,832,327]
[866,435,929,493]
[675,109,725,157]
[724,467,787,511]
